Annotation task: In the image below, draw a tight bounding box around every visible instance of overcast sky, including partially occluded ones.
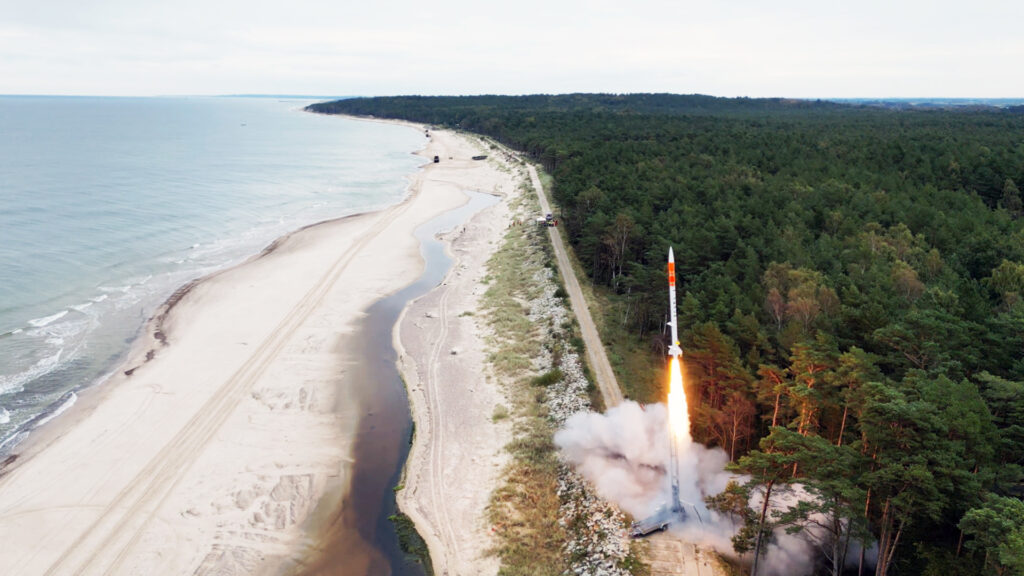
[2,0,1021,98]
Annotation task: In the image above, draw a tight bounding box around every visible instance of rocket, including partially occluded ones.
[667,247,682,357]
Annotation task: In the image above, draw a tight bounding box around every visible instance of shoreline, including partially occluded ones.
[0,123,498,575]
[0,187,400,477]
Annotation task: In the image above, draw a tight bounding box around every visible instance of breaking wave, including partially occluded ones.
[27,310,68,328]
[0,348,64,395]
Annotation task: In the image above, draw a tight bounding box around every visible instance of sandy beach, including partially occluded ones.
[0,125,515,575]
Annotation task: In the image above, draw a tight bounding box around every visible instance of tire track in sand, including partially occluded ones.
[41,198,413,576]
[424,277,461,566]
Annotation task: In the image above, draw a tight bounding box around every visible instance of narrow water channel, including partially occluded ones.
[298,190,499,575]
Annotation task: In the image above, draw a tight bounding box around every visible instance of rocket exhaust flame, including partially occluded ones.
[668,356,691,448]
[667,355,691,517]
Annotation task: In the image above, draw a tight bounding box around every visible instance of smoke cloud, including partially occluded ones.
[555,400,825,576]
[554,401,668,517]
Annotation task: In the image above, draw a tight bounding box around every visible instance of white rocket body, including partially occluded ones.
[667,247,682,357]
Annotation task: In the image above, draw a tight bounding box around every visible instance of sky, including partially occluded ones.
[2,0,1022,98]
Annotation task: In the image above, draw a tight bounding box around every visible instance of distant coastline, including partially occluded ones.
[829,96,1024,109]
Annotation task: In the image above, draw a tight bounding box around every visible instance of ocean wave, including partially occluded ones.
[28,310,69,328]
[112,293,142,310]
[0,431,29,454]
[28,314,91,340]
[91,294,109,303]
[0,348,64,395]
[0,407,9,424]
[34,392,77,427]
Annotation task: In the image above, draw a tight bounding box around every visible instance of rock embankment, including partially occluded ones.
[527,267,634,576]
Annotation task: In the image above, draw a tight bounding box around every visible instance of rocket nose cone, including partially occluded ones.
[668,247,674,262]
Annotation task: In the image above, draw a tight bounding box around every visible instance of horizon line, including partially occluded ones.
[2,93,1024,102]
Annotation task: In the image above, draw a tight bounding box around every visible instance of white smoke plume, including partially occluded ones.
[553,401,669,517]
[555,400,827,576]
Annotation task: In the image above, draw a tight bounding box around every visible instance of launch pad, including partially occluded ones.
[630,505,681,537]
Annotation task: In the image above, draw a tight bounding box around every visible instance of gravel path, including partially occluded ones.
[525,164,623,408]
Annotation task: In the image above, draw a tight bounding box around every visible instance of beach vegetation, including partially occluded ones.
[478,203,570,575]
[481,223,540,376]
[530,368,564,388]
[492,404,510,421]
[388,512,435,576]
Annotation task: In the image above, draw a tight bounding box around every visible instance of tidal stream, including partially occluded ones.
[298,190,498,575]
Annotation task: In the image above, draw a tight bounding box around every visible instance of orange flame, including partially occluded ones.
[667,356,691,446]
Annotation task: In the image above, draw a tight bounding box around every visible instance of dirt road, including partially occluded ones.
[526,164,623,408]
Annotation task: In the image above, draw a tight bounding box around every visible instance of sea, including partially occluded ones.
[0,96,426,455]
